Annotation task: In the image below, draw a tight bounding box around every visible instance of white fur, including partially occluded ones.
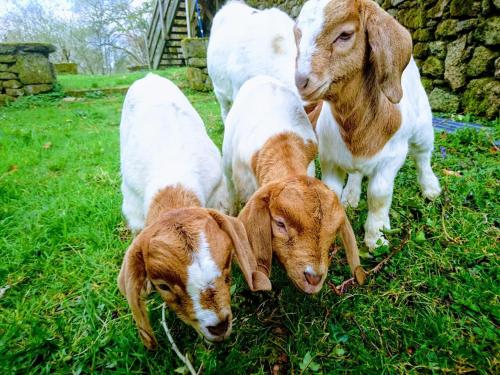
[120,73,228,232]
[316,58,441,249]
[222,75,317,213]
[187,232,229,340]
[207,1,297,120]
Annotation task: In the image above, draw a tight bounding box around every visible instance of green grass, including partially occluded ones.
[57,68,186,91]
[0,68,498,374]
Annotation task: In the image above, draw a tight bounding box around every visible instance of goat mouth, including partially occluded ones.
[299,80,330,101]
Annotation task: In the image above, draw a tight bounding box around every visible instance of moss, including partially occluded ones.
[422,56,444,77]
[467,46,497,77]
[15,54,55,85]
[396,7,426,29]
[428,87,460,113]
[462,78,500,119]
[450,0,479,17]
[436,19,459,37]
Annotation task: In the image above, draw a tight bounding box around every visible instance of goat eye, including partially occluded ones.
[336,32,353,42]
[274,219,286,230]
[158,284,171,292]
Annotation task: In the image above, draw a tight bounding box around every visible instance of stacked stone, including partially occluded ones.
[0,43,57,105]
[247,0,500,119]
[181,38,212,92]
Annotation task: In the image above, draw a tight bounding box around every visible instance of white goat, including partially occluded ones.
[120,73,228,232]
[207,0,297,120]
[295,0,441,249]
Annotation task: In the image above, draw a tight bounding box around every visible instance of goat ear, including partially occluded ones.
[365,0,412,104]
[338,212,366,285]
[118,234,157,350]
[304,101,323,131]
[238,185,273,279]
[208,210,272,291]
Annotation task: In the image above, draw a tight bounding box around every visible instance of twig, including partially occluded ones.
[161,303,198,375]
[328,225,411,295]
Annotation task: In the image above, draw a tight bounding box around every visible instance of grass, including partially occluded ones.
[0,68,498,374]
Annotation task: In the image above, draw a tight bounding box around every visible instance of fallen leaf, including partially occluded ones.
[442,169,462,177]
[43,142,52,149]
[8,164,18,172]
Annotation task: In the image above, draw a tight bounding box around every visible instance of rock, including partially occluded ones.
[0,72,17,80]
[186,67,210,91]
[412,28,433,42]
[0,55,16,63]
[54,63,78,75]
[5,88,24,96]
[495,0,500,9]
[427,0,450,19]
[462,78,500,119]
[0,63,9,71]
[181,38,208,59]
[391,0,407,6]
[457,19,478,33]
[429,41,447,59]
[396,8,426,29]
[436,19,459,37]
[467,46,497,77]
[2,80,21,89]
[413,43,429,58]
[450,0,479,17]
[24,84,53,95]
[445,35,467,90]
[14,54,56,84]
[474,17,500,46]
[495,57,500,79]
[0,42,56,56]
[187,57,207,68]
[429,88,461,113]
[421,77,434,93]
[422,56,444,77]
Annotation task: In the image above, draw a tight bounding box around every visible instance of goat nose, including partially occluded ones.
[207,317,229,337]
[295,72,309,90]
[304,271,322,286]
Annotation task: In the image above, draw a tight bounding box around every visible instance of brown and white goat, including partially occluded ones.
[222,75,365,294]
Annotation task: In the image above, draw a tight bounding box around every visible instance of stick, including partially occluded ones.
[328,226,411,295]
[161,303,198,375]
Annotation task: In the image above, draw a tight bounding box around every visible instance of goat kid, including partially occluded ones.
[223,75,365,295]
[118,74,271,349]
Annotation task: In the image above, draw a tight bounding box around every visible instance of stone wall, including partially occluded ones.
[247,0,500,119]
[181,38,212,92]
[0,43,57,105]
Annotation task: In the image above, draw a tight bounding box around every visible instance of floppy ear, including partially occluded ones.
[338,212,366,285]
[118,234,157,350]
[364,0,412,104]
[237,185,273,279]
[208,210,272,291]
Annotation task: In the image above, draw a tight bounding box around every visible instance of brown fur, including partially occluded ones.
[251,132,318,185]
[299,0,412,157]
[240,133,364,293]
[118,186,271,349]
[304,101,324,131]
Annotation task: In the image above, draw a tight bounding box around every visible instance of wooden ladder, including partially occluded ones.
[147,0,196,69]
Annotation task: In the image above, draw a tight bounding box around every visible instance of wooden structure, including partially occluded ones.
[147,0,196,69]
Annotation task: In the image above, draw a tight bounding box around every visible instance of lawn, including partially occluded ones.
[0,68,498,374]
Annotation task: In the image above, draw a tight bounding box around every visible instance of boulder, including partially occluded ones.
[24,83,53,95]
[429,88,461,113]
[181,38,208,59]
[462,78,500,119]
[2,80,22,89]
[396,8,426,29]
[54,63,78,75]
[475,17,500,45]
[436,19,459,37]
[450,0,479,17]
[444,35,467,90]
[0,72,17,80]
[15,54,56,84]
[467,46,497,77]
[428,41,447,59]
[422,56,444,77]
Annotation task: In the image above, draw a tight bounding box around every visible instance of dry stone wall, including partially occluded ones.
[181,38,212,92]
[0,43,57,105]
[247,0,499,119]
